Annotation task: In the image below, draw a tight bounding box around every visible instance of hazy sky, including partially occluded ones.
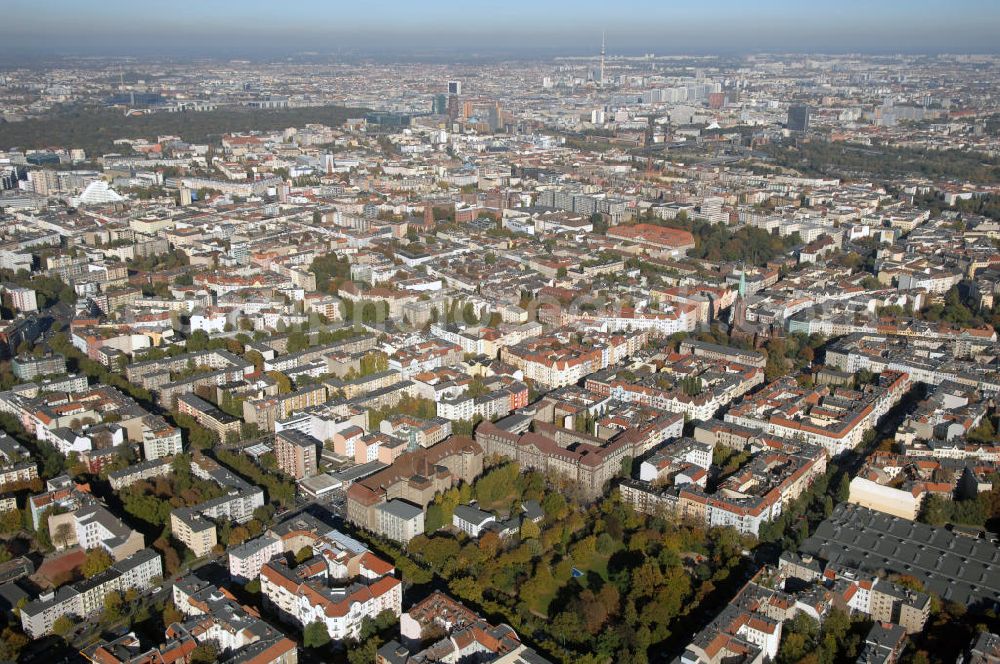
[4,0,999,57]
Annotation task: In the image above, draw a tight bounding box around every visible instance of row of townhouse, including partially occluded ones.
[585,361,764,422]
[561,303,700,337]
[126,348,251,386]
[263,334,378,373]
[676,556,927,664]
[436,378,529,422]
[380,590,552,663]
[778,552,931,633]
[243,383,329,431]
[388,338,464,379]
[429,321,543,358]
[500,329,647,389]
[825,333,1000,392]
[107,456,173,490]
[177,392,243,439]
[723,372,911,458]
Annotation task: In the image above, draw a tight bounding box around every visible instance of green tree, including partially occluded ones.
[835,474,851,503]
[303,620,331,648]
[764,343,788,382]
[81,548,114,578]
[191,643,219,664]
[968,417,996,443]
[268,371,292,394]
[520,519,541,540]
[162,601,183,626]
[102,591,123,623]
[186,330,210,352]
[542,492,568,521]
[244,349,264,371]
[51,615,75,637]
[425,503,446,534]
[0,626,29,661]
[347,637,382,664]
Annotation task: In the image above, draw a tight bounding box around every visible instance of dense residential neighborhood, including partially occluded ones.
[0,19,999,664]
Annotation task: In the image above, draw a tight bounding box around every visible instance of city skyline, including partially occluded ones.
[3,0,1000,57]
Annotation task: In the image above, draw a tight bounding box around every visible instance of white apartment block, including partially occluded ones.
[228,534,284,582]
[141,416,183,460]
[261,555,402,642]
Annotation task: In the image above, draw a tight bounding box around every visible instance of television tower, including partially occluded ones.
[599,31,606,86]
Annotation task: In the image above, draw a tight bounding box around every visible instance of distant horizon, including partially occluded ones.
[0,47,998,68]
[4,0,1000,59]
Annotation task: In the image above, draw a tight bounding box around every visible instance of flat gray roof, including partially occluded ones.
[377,499,423,520]
[800,503,1000,608]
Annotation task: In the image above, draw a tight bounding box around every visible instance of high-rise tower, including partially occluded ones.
[599,32,606,86]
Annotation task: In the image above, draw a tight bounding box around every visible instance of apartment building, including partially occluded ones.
[244,384,328,431]
[389,338,464,378]
[28,476,96,529]
[140,414,183,460]
[2,285,38,313]
[500,329,647,389]
[346,436,484,536]
[380,591,551,663]
[21,549,162,637]
[561,304,699,337]
[49,504,144,560]
[623,437,828,536]
[429,321,543,358]
[477,411,683,501]
[107,457,173,491]
[170,457,265,556]
[171,507,218,558]
[724,372,910,458]
[585,358,764,422]
[436,380,529,423]
[778,553,931,634]
[260,550,401,642]
[11,353,66,380]
[228,534,283,583]
[678,339,767,368]
[675,568,785,664]
[825,333,1000,393]
[170,574,299,664]
[273,429,320,480]
[868,583,931,634]
[177,393,242,440]
[376,499,425,544]
[379,415,452,450]
[0,433,37,488]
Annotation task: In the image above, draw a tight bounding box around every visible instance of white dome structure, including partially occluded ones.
[71,180,124,206]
